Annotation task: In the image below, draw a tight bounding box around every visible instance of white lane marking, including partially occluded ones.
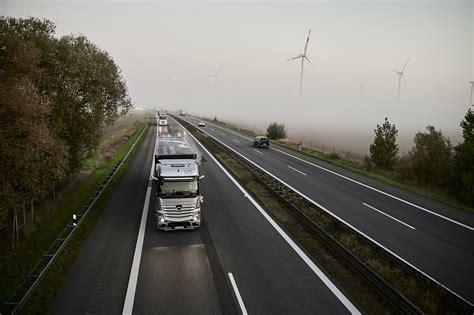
[252,149,263,155]
[363,203,416,230]
[122,129,156,315]
[288,165,307,176]
[228,273,248,315]
[220,132,226,136]
[233,139,240,143]
[188,116,473,231]
[172,117,361,314]
[271,147,473,231]
[187,121,473,306]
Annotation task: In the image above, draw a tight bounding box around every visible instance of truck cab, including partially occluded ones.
[152,138,203,230]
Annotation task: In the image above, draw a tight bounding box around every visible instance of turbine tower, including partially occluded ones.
[353,80,367,98]
[393,57,410,103]
[286,29,316,96]
[208,64,224,86]
[469,81,474,106]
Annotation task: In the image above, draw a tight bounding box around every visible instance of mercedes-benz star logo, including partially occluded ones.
[176,205,182,211]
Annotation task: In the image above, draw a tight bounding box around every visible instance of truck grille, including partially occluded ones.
[162,204,195,221]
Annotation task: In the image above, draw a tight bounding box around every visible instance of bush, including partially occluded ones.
[266,122,287,140]
[399,126,454,189]
[369,118,399,170]
[213,116,218,122]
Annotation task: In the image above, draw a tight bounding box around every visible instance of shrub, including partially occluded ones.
[266,122,287,140]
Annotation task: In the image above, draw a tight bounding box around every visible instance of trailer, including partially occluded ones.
[151,138,204,230]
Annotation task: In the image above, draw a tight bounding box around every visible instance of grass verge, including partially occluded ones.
[177,116,470,314]
[0,118,149,311]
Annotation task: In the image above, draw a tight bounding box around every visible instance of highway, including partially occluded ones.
[50,117,360,314]
[181,115,474,305]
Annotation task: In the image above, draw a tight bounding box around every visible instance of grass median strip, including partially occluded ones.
[176,116,471,314]
[1,118,149,314]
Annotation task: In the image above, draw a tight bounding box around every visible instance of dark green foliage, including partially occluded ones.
[453,109,474,205]
[369,118,399,170]
[266,122,287,140]
[400,126,454,189]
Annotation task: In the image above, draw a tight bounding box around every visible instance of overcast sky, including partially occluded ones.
[2,0,473,154]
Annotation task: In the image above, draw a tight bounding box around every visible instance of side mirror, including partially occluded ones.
[199,175,205,180]
[150,175,159,181]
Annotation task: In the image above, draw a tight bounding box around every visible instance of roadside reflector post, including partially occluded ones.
[72,214,77,227]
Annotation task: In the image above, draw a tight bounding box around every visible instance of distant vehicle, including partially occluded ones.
[253,136,270,148]
[151,138,204,230]
[198,121,206,127]
[158,117,168,126]
[179,110,186,116]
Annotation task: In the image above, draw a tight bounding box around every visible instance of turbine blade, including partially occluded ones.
[286,55,302,61]
[217,64,224,76]
[304,56,316,69]
[304,29,311,54]
[402,57,410,73]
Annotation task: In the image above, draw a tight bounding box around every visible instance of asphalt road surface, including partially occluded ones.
[181,115,474,306]
[50,117,360,314]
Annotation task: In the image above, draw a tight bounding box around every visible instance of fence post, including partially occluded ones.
[52,182,56,203]
[23,207,27,236]
[12,215,16,250]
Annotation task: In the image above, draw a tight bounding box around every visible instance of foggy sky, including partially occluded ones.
[2,0,473,155]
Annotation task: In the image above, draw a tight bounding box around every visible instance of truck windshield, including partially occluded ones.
[159,178,198,198]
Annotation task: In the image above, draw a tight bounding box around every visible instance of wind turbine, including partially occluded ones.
[208,64,224,86]
[353,80,367,98]
[393,57,410,103]
[469,81,474,106]
[286,29,316,96]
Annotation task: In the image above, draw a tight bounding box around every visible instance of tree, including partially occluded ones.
[266,122,287,140]
[403,126,453,189]
[369,118,399,170]
[1,17,132,169]
[0,79,68,231]
[453,109,474,205]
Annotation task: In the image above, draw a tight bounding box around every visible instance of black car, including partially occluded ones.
[253,136,270,148]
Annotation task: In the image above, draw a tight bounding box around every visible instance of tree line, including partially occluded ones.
[369,110,474,206]
[0,17,132,231]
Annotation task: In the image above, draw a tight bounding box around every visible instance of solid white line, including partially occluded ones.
[252,149,263,155]
[188,116,473,231]
[228,273,248,315]
[122,125,156,315]
[271,147,473,231]
[233,139,240,143]
[172,117,361,314]
[288,165,307,176]
[363,203,416,230]
[185,120,473,306]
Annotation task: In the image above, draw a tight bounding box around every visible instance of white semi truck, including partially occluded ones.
[151,138,204,230]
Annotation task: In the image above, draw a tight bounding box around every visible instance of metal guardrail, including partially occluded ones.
[176,116,474,315]
[2,122,149,315]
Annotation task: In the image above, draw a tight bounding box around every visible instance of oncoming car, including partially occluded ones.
[253,136,270,148]
[198,121,206,127]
